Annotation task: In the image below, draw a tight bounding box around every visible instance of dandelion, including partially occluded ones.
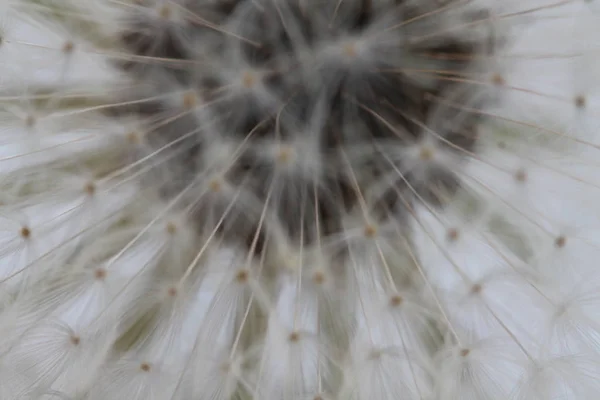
[1,0,600,399]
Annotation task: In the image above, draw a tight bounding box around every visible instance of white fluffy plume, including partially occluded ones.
[0,0,600,399]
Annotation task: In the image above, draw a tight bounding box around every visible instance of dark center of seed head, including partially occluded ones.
[115,1,493,251]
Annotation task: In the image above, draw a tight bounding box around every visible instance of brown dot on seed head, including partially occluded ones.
[242,71,257,89]
[460,348,470,357]
[368,349,382,360]
[471,283,482,294]
[390,295,403,307]
[62,41,74,54]
[312,271,325,285]
[219,362,231,373]
[25,115,36,127]
[182,92,197,109]
[140,362,151,372]
[288,332,300,342]
[497,141,506,149]
[209,179,222,192]
[514,169,527,183]
[127,131,141,144]
[70,335,80,345]
[447,228,460,242]
[94,268,107,280]
[419,146,434,161]
[491,73,505,86]
[575,95,586,109]
[84,182,96,196]
[555,303,568,317]
[314,396,323,400]
[364,224,377,238]
[158,5,171,19]
[167,286,178,297]
[276,146,293,164]
[343,42,357,58]
[20,226,31,239]
[166,221,177,234]
[555,235,567,248]
[235,269,249,283]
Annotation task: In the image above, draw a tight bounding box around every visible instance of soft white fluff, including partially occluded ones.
[1,0,600,399]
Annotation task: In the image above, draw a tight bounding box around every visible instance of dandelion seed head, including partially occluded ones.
[107,0,496,252]
[2,0,600,399]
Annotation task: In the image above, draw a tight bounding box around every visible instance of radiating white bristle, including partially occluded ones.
[1,0,600,399]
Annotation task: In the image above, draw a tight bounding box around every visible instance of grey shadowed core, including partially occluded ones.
[110,0,495,254]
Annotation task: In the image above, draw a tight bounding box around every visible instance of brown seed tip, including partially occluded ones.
[276,146,292,164]
[242,71,257,88]
[209,179,222,192]
[127,131,141,144]
[460,348,470,357]
[70,335,80,345]
[166,222,177,234]
[167,286,178,297]
[514,169,527,183]
[94,268,107,280]
[312,271,325,285]
[491,73,505,86]
[20,226,31,239]
[235,269,249,283]
[575,95,586,109]
[25,115,36,127]
[555,235,566,248]
[471,283,482,294]
[182,92,197,109]
[220,362,231,373]
[419,146,434,161]
[158,5,171,19]
[343,42,357,58]
[62,41,74,54]
[446,228,460,242]
[390,295,403,307]
[84,182,96,196]
[288,332,300,342]
[364,224,377,238]
[140,362,151,372]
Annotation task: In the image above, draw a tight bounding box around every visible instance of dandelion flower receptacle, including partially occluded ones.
[1,0,600,399]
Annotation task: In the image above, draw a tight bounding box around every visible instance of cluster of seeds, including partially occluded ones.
[114,0,493,252]
[2,0,600,399]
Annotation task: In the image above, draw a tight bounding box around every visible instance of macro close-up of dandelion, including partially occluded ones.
[1,0,600,398]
